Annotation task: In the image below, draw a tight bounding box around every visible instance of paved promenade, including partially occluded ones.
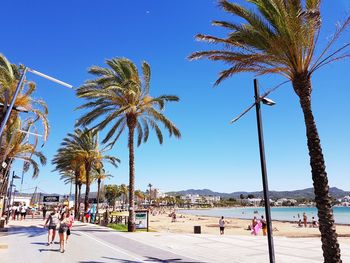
[1,217,350,262]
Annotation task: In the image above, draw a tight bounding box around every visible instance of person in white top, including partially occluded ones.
[219,216,225,235]
[20,204,27,220]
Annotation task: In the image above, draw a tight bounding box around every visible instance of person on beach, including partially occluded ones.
[44,209,60,246]
[219,216,225,235]
[58,212,70,253]
[303,212,307,228]
[260,216,267,236]
[298,219,303,227]
[171,211,176,222]
[311,217,318,228]
[252,216,258,228]
[251,216,262,235]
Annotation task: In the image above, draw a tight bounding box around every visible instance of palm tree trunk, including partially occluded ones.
[84,162,91,213]
[127,116,136,232]
[74,170,79,218]
[97,178,101,214]
[78,182,82,217]
[74,182,78,218]
[293,74,341,263]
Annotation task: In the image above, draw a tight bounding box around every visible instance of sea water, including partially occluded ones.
[180,206,350,224]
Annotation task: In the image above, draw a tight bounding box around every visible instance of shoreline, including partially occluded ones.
[148,210,350,239]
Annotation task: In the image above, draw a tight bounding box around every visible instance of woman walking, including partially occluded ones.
[58,212,70,253]
[66,210,74,244]
[44,209,60,246]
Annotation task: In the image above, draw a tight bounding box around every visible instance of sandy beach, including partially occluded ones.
[148,210,350,245]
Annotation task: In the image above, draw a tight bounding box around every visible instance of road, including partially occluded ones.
[1,217,350,263]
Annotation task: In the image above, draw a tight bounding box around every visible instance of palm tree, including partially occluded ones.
[134,190,145,208]
[58,128,119,213]
[0,53,49,141]
[0,54,49,193]
[189,1,350,261]
[0,117,46,195]
[92,167,113,214]
[52,142,86,218]
[76,58,181,232]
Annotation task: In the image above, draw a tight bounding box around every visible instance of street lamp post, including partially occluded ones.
[230,79,279,263]
[0,66,72,141]
[254,79,275,263]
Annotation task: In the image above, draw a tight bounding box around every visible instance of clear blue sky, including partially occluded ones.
[1,1,350,195]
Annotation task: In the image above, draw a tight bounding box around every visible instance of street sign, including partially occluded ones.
[43,195,59,203]
[135,210,149,231]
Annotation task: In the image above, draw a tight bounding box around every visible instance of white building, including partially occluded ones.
[204,195,221,203]
[11,195,32,206]
[181,194,220,204]
[181,194,200,204]
[274,198,297,206]
[247,198,262,206]
[341,196,350,202]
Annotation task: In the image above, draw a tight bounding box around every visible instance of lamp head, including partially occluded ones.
[13,175,21,179]
[261,97,276,106]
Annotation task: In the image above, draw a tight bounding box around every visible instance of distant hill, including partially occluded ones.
[167,187,350,199]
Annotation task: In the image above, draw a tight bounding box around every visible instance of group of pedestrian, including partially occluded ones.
[44,205,74,253]
[9,203,31,220]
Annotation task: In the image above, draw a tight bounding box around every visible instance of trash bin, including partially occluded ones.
[194,225,201,234]
[0,218,5,228]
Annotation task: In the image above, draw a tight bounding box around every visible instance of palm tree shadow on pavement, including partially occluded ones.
[6,225,46,238]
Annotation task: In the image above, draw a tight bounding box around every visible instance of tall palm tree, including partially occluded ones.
[189,1,350,261]
[58,128,119,213]
[76,58,181,231]
[92,167,113,214]
[52,142,85,218]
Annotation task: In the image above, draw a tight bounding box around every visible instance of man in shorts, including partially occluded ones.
[219,216,225,235]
